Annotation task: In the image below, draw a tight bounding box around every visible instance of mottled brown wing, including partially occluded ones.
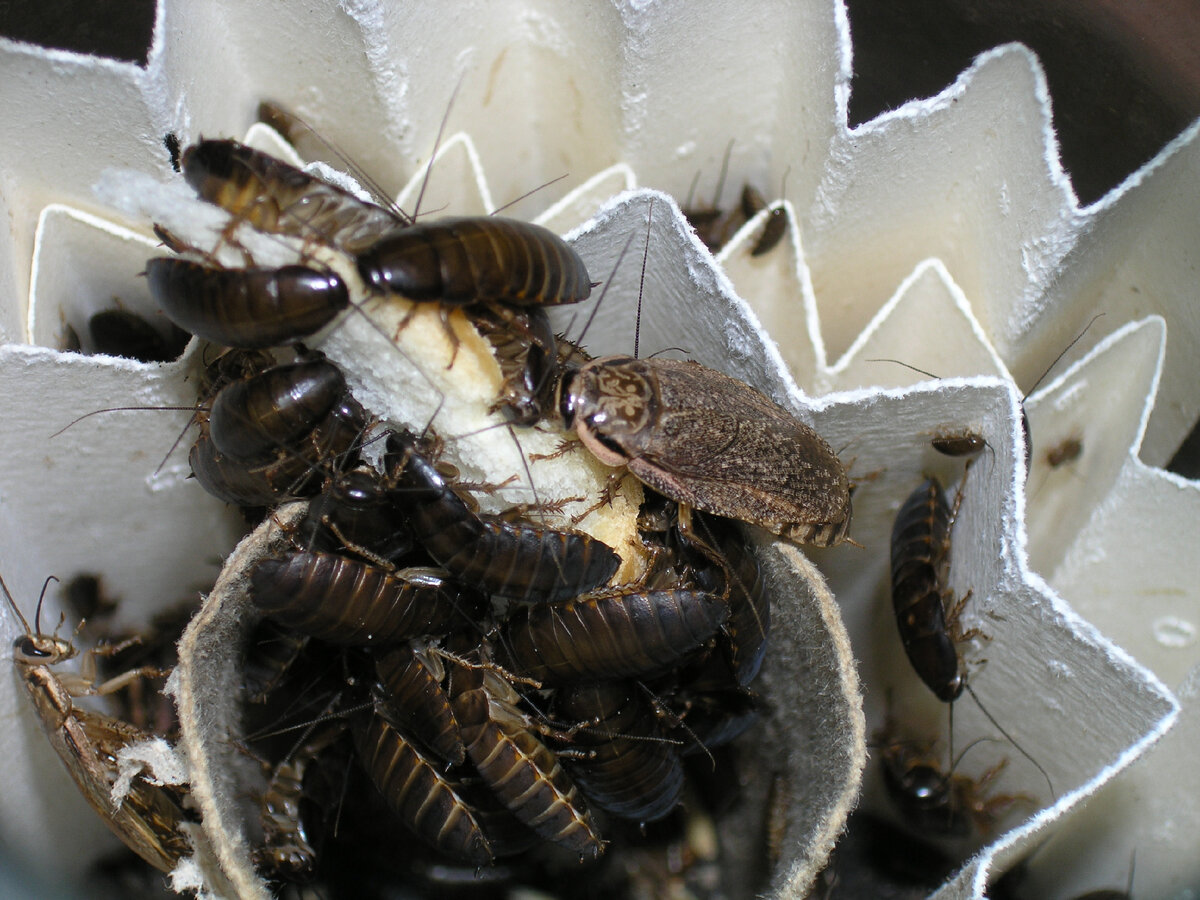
[626,359,849,529]
[50,706,193,873]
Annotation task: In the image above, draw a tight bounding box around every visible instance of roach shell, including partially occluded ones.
[497,587,728,684]
[249,550,485,646]
[208,358,348,463]
[559,356,852,548]
[889,477,965,703]
[146,257,348,349]
[352,709,495,866]
[355,216,592,307]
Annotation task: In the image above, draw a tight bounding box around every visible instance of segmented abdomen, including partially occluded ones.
[498,587,728,684]
[147,258,348,349]
[250,551,483,646]
[356,216,592,307]
[352,710,493,865]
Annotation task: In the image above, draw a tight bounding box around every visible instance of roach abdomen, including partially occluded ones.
[250,551,482,646]
[147,257,347,349]
[356,217,591,308]
[450,675,603,858]
[374,644,465,768]
[352,711,494,865]
[498,589,728,684]
[209,358,347,463]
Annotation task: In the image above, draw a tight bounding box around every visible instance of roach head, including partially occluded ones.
[13,633,74,665]
[556,365,581,430]
[180,139,233,192]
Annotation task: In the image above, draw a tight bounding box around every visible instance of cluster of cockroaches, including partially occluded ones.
[10,108,1088,897]
[3,110,866,898]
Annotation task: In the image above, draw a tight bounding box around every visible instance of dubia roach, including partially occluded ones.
[930,430,989,459]
[181,138,403,251]
[373,642,465,768]
[255,720,348,882]
[446,658,604,859]
[556,356,852,547]
[890,479,1057,797]
[146,257,349,350]
[384,429,620,602]
[190,353,368,508]
[249,550,485,646]
[356,216,593,311]
[676,506,770,687]
[551,681,684,824]
[353,705,496,865]
[1045,435,1083,468]
[189,393,365,508]
[87,308,191,363]
[879,735,1029,838]
[208,355,350,463]
[890,476,967,702]
[472,305,559,425]
[2,573,192,873]
[496,584,728,685]
[297,465,414,563]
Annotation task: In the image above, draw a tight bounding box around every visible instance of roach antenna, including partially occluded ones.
[964,681,1055,800]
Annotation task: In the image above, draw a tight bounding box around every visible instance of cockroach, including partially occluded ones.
[250,549,485,646]
[255,720,349,882]
[740,183,766,220]
[681,139,742,251]
[496,584,728,685]
[1045,435,1083,468]
[930,430,990,459]
[145,257,350,351]
[878,734,1031,839]
[87,308,191,363]
[296,465,414,564]
[890,477,1056,798]
[189,391,366,509]
[862,358,997,464]
[472,305,559,426]
[207,355,350,464]
[551,681,684,824]
[372,642,465,768]
[446,657,604,859]
[352,704,496,865]
[383,428,620,602]
[241,619,312,705]
[188,352,368,507]
[355,215,593,361]
[1,573,193,873]
[181,138,404,252]
[357,216,592,309]
[740,183,789,257]
[661,684,761,754]
[555,355,852,547]
[163,132,182,173]
[890,476,968,703]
